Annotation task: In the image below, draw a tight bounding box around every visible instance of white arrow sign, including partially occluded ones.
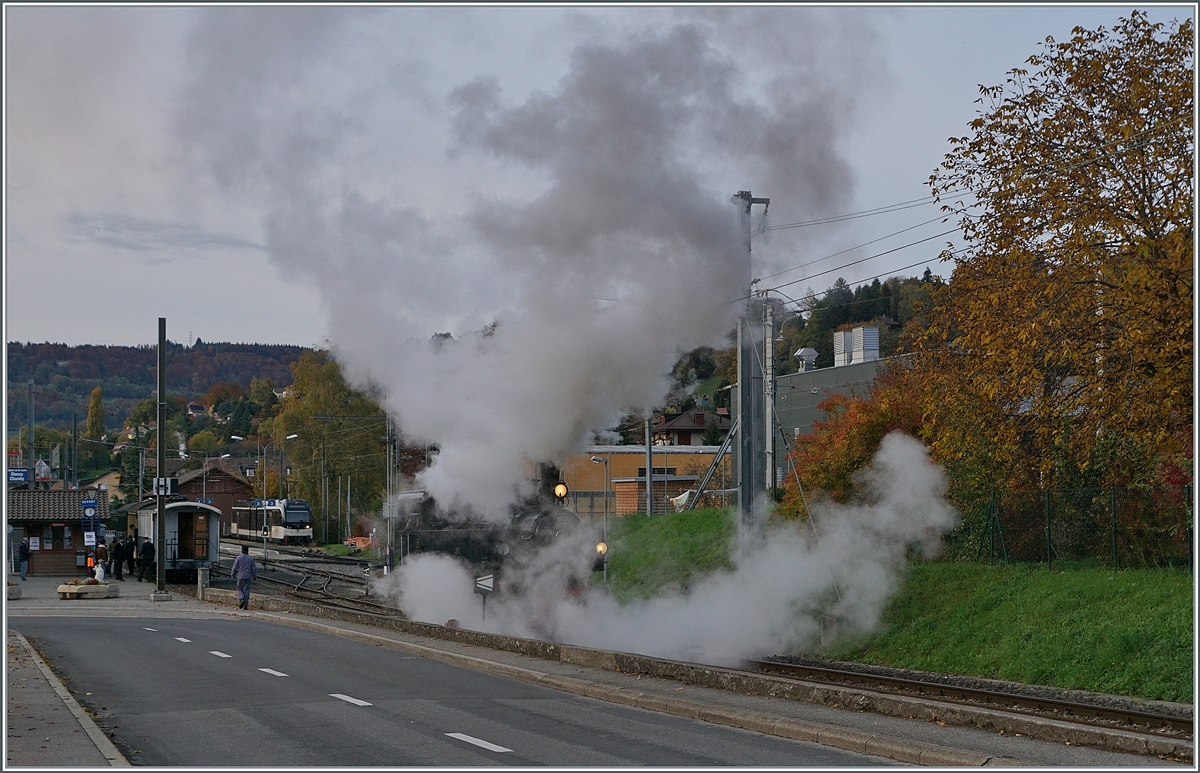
[475,574,494,594]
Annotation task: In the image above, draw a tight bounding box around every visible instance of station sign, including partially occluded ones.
[7,468,30,483]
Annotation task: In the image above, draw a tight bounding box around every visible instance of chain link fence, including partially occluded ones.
[948,485,1192,570]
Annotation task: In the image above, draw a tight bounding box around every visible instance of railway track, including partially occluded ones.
[210,543,1191,744]
[212,550,403,619]
[750,659,1193,737]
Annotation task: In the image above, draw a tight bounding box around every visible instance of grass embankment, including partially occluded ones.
[604,508,1194,703]
[604,508,734,603]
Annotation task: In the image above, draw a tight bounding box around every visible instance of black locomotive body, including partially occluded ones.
[395,485,604,596]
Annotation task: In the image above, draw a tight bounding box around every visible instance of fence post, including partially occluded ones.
[989,492,996,564]
[1187,483,1193,574]
[1044,487,1052,570]
[1110,486,1118,570]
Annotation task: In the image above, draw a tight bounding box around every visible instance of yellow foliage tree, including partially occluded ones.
[922,12,1192,488]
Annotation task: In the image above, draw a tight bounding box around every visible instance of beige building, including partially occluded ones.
[558,445,731,521]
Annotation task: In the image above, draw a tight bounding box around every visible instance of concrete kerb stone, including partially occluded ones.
[200,590,1186,764]
[9,630,130,767]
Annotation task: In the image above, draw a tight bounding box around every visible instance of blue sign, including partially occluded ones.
[8,468,30,483]
[253,499,263,507]
[267,499,277,506]
[81,498,99,508]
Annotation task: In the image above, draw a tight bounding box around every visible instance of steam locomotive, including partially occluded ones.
[393,466,606,595]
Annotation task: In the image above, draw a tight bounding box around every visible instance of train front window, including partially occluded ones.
[284,502,311,527]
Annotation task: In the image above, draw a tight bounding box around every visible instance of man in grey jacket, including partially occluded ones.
[231,545,258,609]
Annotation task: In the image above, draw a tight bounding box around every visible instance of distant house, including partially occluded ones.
[186,402,208,417]
[174,461,255,535]
[652,406,732,447]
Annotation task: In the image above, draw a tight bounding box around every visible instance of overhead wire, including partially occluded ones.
[740,115,1187,306]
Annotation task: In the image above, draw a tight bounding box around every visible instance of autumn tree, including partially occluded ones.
[271,351,390,542]
[922,11,1192,489]
[83,386,109,469]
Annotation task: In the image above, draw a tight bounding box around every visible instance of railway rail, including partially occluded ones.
[212,548,402,619]
[210,541,1190,745]
[750,659,1192,737]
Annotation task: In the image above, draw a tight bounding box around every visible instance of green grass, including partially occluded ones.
[828,562,1193,703]
[603,508,1194,703]
[691,375,724,399]
[605,508,735,603]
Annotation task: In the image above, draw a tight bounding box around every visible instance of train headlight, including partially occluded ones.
[496,542,510,557]
[595,541,608,556]
[553,482,569,501]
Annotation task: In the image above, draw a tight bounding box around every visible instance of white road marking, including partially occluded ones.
[329,693,372,706]
[445,733,512,753]
[143,628,157,631]
[258,668,288,677]
[210,651,232,658]
[175,637,191,643]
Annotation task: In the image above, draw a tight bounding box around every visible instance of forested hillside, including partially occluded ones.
[7,341,311,432]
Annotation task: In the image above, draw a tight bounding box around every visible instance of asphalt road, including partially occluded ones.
[15,616,893,766]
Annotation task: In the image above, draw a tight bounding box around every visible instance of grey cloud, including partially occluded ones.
[65,213,264,255]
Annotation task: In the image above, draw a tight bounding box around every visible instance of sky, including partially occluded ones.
[5,4,1191,350]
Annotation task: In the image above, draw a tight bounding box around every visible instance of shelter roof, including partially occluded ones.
[7,489,110,522]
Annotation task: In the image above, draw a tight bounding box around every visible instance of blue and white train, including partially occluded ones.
[229,498,314,545]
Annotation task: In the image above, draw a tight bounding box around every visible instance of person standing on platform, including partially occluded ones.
[125,536,138,577]
[110,538,125,581]
[231,545,257,609]
[18,538,30,581]
[96,540,109,575]
[137,537,156,582]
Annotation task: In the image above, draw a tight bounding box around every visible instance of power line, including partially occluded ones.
[756,212,970,285]
[729,227,958,303]
[761,191,970,232]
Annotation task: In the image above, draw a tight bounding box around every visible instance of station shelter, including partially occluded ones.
[6,489,110,576]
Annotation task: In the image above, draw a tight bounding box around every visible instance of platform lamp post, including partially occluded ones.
[278,434,299,499]
[230,435,268,557]
[179,451,231,504]
[228,435,262,496]
[590,455,610,582]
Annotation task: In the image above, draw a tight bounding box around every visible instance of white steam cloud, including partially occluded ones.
[175,9,879,514]
[382,433,958,664]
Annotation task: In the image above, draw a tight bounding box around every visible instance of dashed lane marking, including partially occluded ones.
[446,733,512,753]
[143,627,157,631]
[330,694,372,706]
[258,668,288,677]
[175,637,191,643]
[210,651,232,658]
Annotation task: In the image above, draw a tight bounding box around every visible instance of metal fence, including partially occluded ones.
[956,485,1192,570]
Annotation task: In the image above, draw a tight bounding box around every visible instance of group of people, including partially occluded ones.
[16,534,257,608]
[98,535,159,582]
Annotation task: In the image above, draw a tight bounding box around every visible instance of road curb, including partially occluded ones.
[238,609,1023,766]
[9,630,130,767]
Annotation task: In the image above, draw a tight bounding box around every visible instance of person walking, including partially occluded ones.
[18,538,31,581]
[231,545,257,609]
[110,538,125,581]
[137,537,156,582]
